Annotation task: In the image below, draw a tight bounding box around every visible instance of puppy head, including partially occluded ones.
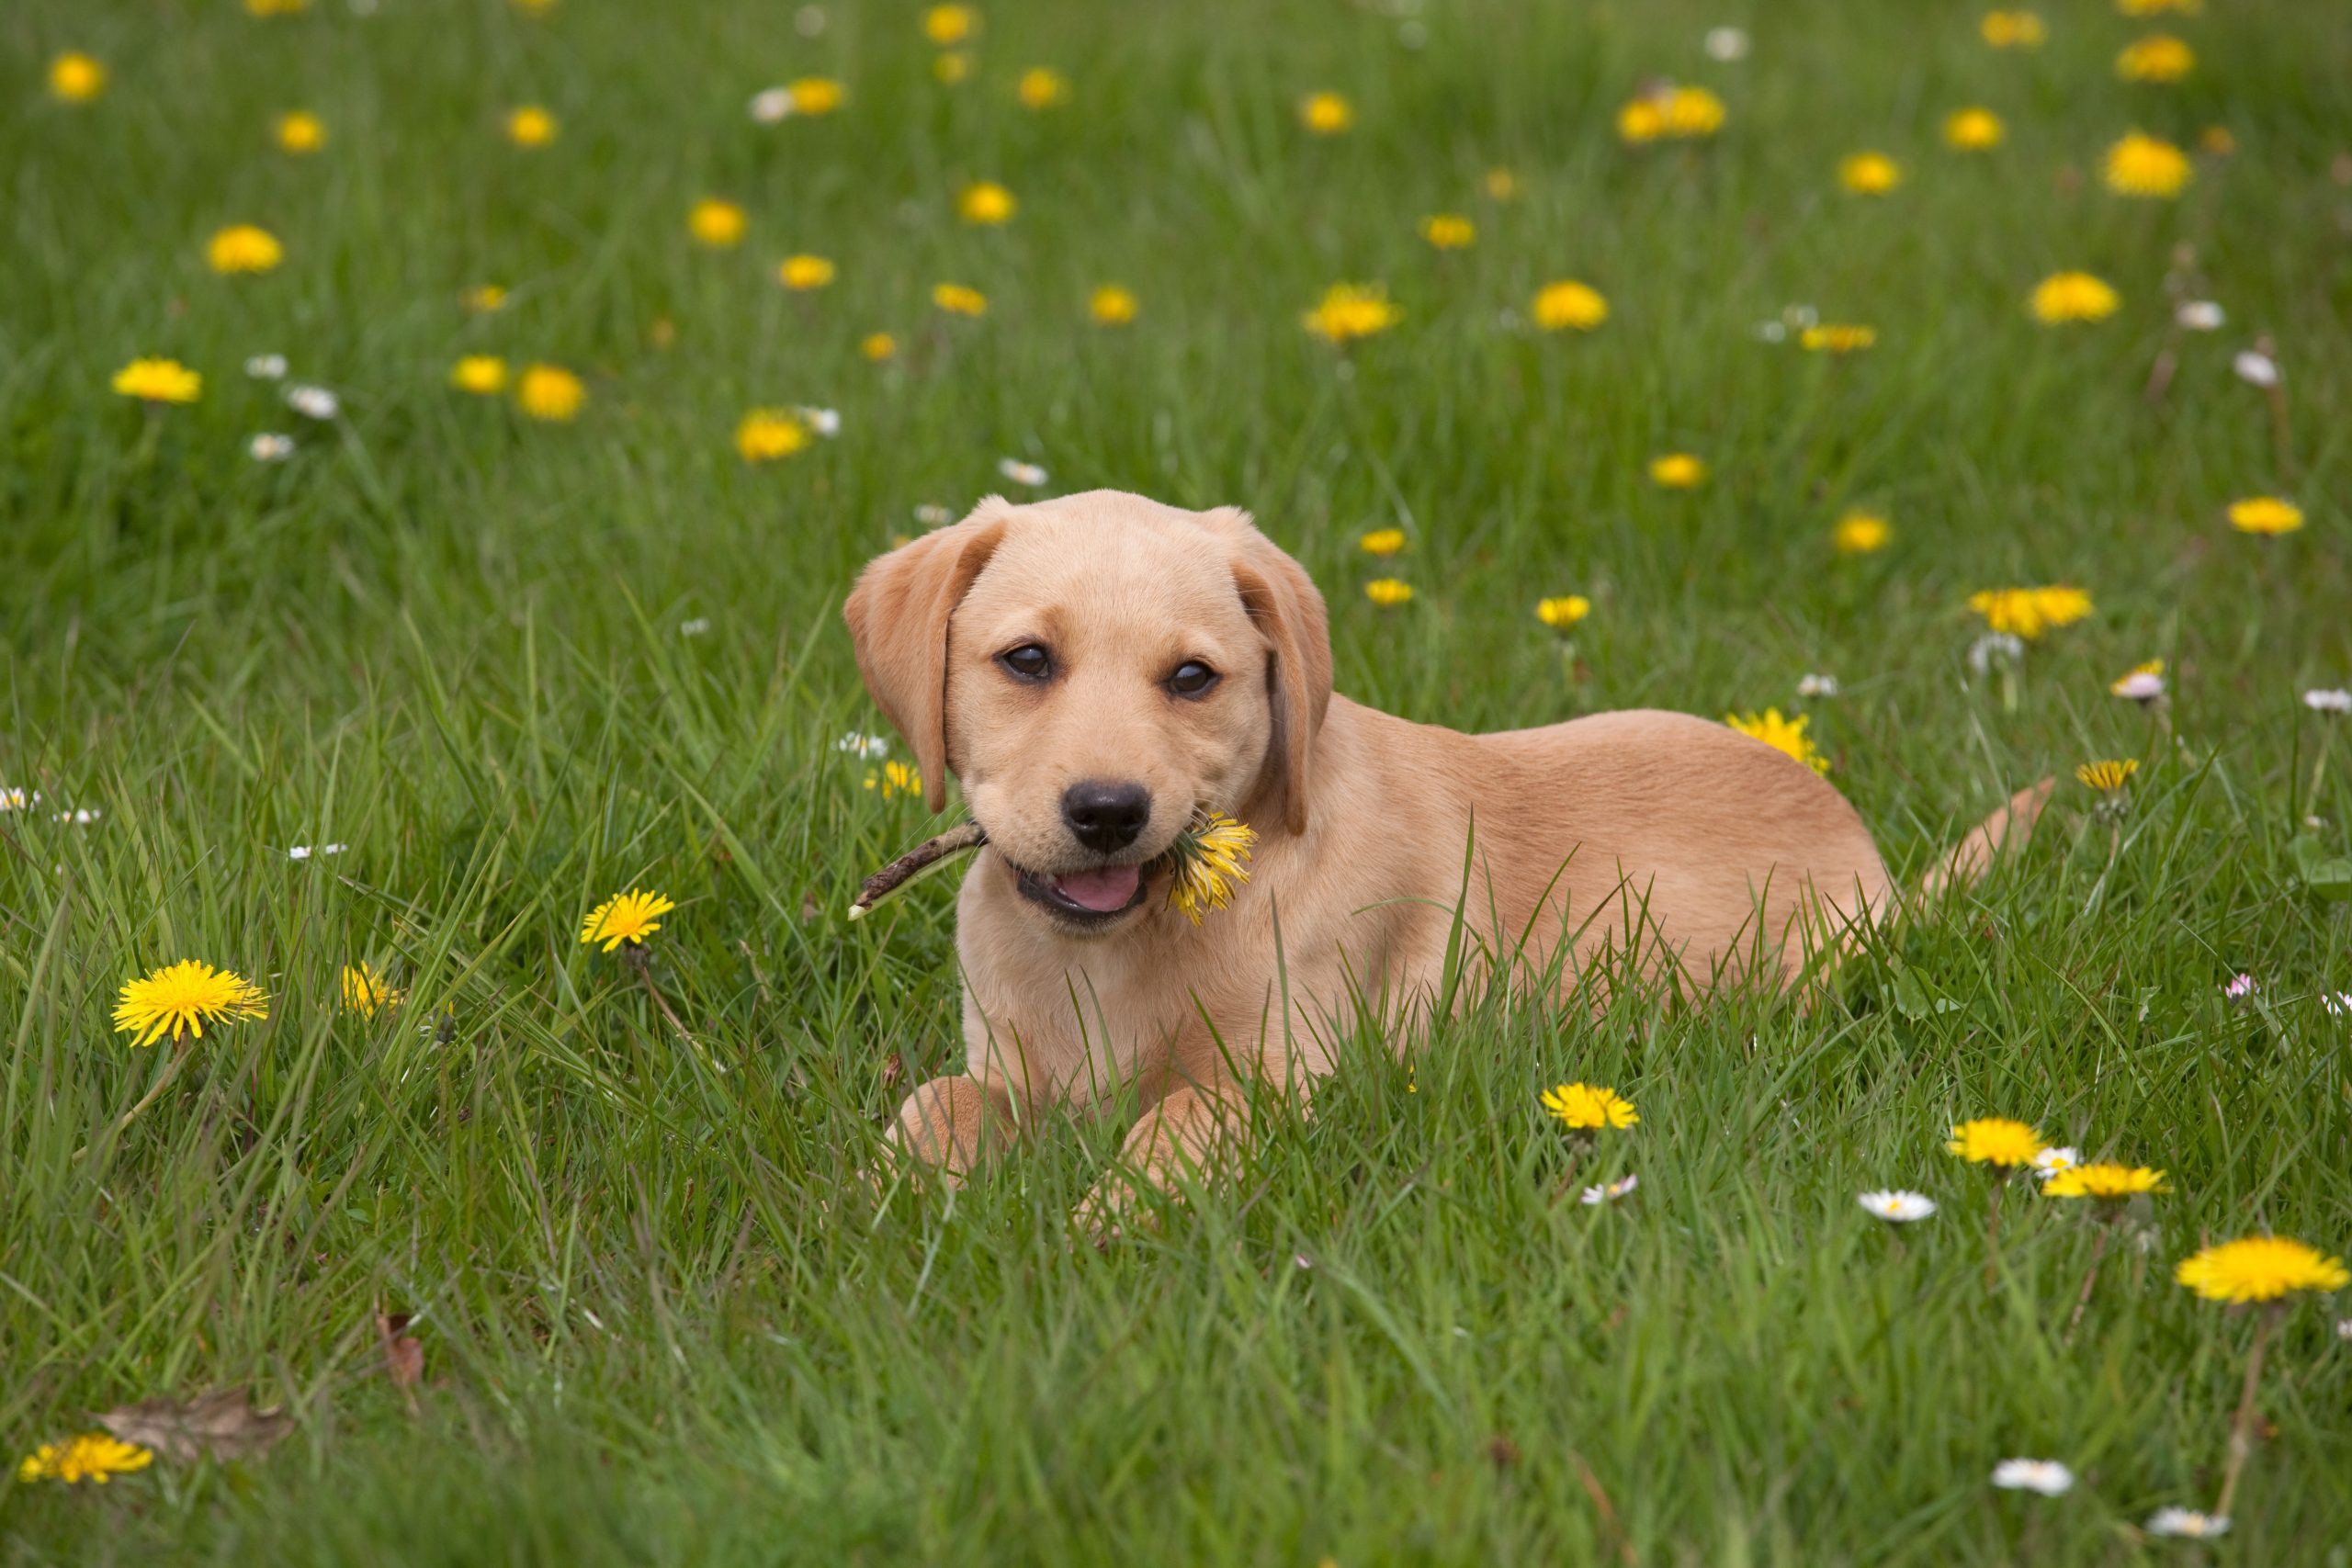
[843,490,1331,934]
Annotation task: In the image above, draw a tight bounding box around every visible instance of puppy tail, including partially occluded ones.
[1917,778,2054,900]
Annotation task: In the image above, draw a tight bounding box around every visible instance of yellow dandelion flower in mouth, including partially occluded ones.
[1944,107,2005,150]
[2030,271,2120,324]
[1801,323,1876,354]
[956,181,1016,225]
[1980,10,2047,49]
[1089,285,1138,325]
[865,760,922,799]
[786,77,844,116]
[1725,708,1829,774]
[1302,283,1401,344]
[515,364,584,422]
[688,198,748,247]
[1838,152,1902,194]
[340,963,403,1019]
[275,111,326,153]
[1536,595,1590,630]
[208,224,284,275]
[1834,513,1891,554]
[1948,1119,2044,1169]
[2117,33,2194,83]
[113,961,270,1048]
[2075,758,2139,793]
[17,1434,153,1485]
[923,4,977,45]
[1364,578,1414,607]
[1358,527,1406,558]
[778,254,836,291]
[1542,1083,1639,1131]
[50,51,107,103]
[581,889,677,953]
[1532,280,1608,332]
[1299,91,1353,135]
[735,408,810,463]
[933,282,988,317]
[1649,453,1706,489]
[2104,131,2191,198]
[1419,213,1476,250]
[450,355,508,395]
[505,106,559,148]
[1017,67,1070,109]
[2227,496,2302,536]
[861,333,899,361]
[1165,813,1256,925]
[2043,1163,2166,1201]
[112,357,202,404]
[2177,1236,2351,1303]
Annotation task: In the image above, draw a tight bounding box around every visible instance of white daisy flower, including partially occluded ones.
[2110,668,2165,702]
[287,842,347,861]
[1859,1190,1936,1223]
[2304,688,2352,716]
[998,458,1049,488]
[835,731,890,760]
[53,807,102,825]
[1991,1459,2074,1496]
[2232,350,2279,389]
[2032,1146,2081,1179]
[913,504,955,526]
[679,618,711,638]
[1703,26,1750,61]
[1,786,37,812]
[2175,301,2224,332]
[249,433,295,462]
[1754,320,1788,343]
[1796,673,1839,699]
[2223,973,2257,999]
[285,384,340,421]
[749,86,795,124]
[794,5,827,36]
[2335,1317,2352,1340]
[244,353,288,380]
[798,406,842,437]
[2321,992,2350,1019]
[1579,1174,1639,1205]
[2145,1508,2229,1540]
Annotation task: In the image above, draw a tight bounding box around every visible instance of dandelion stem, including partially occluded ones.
[625,946,726,1077]
[73,1034,192,1163]
[2063,1218,2114,1345]
[2213,1302,2280,1519]
[1984,1173,2006,1294]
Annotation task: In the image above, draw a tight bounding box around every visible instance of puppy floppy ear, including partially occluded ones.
[1216,510,1333,835]
[842,501,1012,813]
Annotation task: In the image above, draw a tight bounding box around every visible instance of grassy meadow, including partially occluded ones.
[5,0,2352,1561]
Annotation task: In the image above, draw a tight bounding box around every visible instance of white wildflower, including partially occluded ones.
[1703,26,1750,61]
[288,842,347,861]
[679,618,711,638]
[1967,632,2026,674]
[244,353,288,380]
[249,433,295,462]
[913,504,955,526]
[1796,673,1839,699]
[2145,1508,2229,1540]
[798,406,842,437]
[2304,688,2352,715]
[2232,350,2278,388]
[2032,1146,2081,1179]
[794,5,827,35]
[749,86,795,124]
[1991,1459,2075,1496]
[1859,1190,1936,1223]
[998,458,1048,488]
[1579,1174,1639,1205]
[285,384,340,420]
[2175,300,2223,332]
[1,787,37,812]
[835,731,890,760]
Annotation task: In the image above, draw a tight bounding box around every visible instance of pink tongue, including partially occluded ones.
[1054,864,1141,912]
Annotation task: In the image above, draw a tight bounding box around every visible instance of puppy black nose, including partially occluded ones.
[1061,780,1151,853]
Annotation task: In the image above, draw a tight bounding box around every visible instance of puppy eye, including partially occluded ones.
[998,644,1053,682]
[1166,660,1219,697]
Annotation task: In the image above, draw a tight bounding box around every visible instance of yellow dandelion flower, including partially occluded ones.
[2117,34,2194,82]
[2110,659,2165,698]
[245,0,310,13]
[2104,131,2191,198]
[17,1435,153,1486]
[1838,152,1902,194]
[1301,283,1401,344]
[2029,271,2120,324]
[1299,91,1353,135]
[274,110,325,153]
[787,77,844,116]
[450,355,508,395]
[505,106,559,148]
[1944,107,2006,150]
[1420,213,1476,250]
[1649,453,1706,489]
[462,283,507,313]
[2119,0,2199,12]
[515,364,585,422]
[1801,323,1877,354]
[1484,168,1520,201]
[49,51,107,103]
[112,357,202,404]
[1364,578,1414,607]
[923,4,978,45]
[2075,758,2139,792]
[933,282,988,317]
[1725,708,1829,774]
[2030,585,2094,626]
[861,333,899,361]
[113,960,270,1048]
[207,224,283,276]
[1664,85,1725,138]
[339,963,402,1019]
[736,408,810,463]
[2227,496,2302,536]
[777,254,836,291]
[689,198,748,247]
[580,888,676,953]
[1980,10,2048,49]
[865,760,922,799]
[1532,279,1608,332]
[1089,285,1138,325]
[2043,1163,2166,1201]
[1536,595,1590,630]
[1947,1117,2045,1168]
[1165,813,1256,925]
[933,52,972,85]
[1541,1083,1638,1131]
[1835,513,1891,554]
[2176,1235,2349,1303]
[1017,67,1069,109]
[1358,527,1406,557]
[1617,96,1667,144]
[957,181,1016,226]
[1967,584,2091,639]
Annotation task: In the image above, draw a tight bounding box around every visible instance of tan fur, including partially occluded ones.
[844,491,2034,1224]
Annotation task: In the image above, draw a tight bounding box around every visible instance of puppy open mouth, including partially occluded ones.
[1014,862,1151,924]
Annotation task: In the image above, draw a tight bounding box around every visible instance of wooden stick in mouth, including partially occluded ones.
[847,820,989,920]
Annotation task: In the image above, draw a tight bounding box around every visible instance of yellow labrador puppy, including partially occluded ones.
[845,490,2043,1216]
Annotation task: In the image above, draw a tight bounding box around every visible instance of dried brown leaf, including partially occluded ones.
[96,1388,292,1462]
[377,1312,424,1406]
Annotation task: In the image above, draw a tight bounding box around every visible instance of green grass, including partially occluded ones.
[5,0,2351,1561]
